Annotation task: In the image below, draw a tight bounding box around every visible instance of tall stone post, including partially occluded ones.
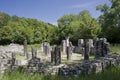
[24,40,29,59]
[54,46,61,65]
[51,45,56,63]
[94,38,99,57]
[61,40,66,53]
[43,42,50,56]
[10,53,16,69]
[31,47,37,58]
[101,38,110,56]
[66,46,72,60]
[11,53,16,66]
[84,39,90,60]
[78,39,84,55]
[66,37,69,47]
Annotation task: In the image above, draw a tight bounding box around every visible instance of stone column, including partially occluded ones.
[31,47,37,58]
[23,40,29,59]
[66,37,69,47]
[78,39,84,55]
[101,38,110,56]
[89,39,94,55]
[11,53,16,66]
[94,38,99,56]
[61,40,66,53]
[84,39,90,60]
[10,53,16,69]
[43,42,50,56]
[66,46,72,60]
[54,46,61,65]
[51,46,55,63]
[44,46,48,55]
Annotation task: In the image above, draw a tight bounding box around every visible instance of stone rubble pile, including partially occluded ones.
[0,43,23,55]
[0,52,16,78]
[59,53,120,76]
[26,57,65,75]
[73,38,110,57]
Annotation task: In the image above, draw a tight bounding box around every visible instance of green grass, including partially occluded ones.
[110,44,120,54]
[1,66,120,80]
[28,44,41,52]
[16,54,26,60]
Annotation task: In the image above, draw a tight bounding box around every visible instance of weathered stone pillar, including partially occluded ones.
[61,40,66,53]
[10,53,16,69]
[44,46,48,55]
[101,38,110,56]
[43,42,50,56]
[54,46,61,65]
[31,47,37,58]
[11,53,16,66]
[66,37,69,47]
[78,39,84,55]
[94,38,99,57]
[89,39,94,55]
[66,46,72,60]
[51,46,55,63]
[84,39,90,60]
[23,40,29,59]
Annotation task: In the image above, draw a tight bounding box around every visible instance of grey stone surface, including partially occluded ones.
[59,53,120,76]
[51,46,56,63]
[24,40,29,59]
[54,46,61,65]
[66,46,72,60]
[43,42,51,55]
[84,39,90,60]
[61,40,66,53]
[31,47,37,58]
[94,38,110,57]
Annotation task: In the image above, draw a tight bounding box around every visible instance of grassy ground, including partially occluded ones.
[110,44,120,54]
[28,44,41,52]
[1,66,120,80]
[15,44,120,64]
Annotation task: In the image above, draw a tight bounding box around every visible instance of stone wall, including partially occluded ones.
[20,53,120,76]
[0,52,15,78]
[0,42,119,77]
[59,53,120,76]
[0,43,23,78]
[1,52,120,77]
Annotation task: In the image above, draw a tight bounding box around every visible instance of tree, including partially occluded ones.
[57,10,101,45]
[0,11,57,45]
[97,0,120,43]
[77,10,101,39]
[0,25,13,44]
[0,12,11,27]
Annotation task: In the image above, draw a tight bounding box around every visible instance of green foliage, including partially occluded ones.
[97,0,120,43]
[0,12,10,27]
[0,12,57,45]
[57,10,101,45]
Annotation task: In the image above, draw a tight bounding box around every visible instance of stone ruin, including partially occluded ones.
[41,42,51,55]
[0,38,118,77]
[59,53,120,76]
[73,38,110,58]
[61,37,73,60]
[25,37,112,75]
